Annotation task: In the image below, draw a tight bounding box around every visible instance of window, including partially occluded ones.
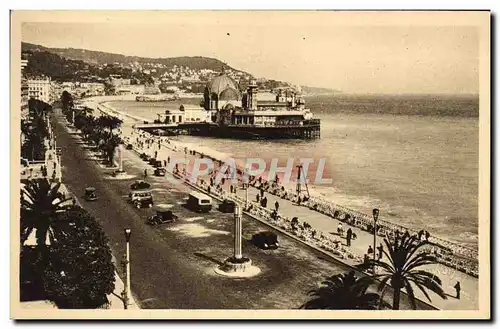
[201,199,210,204]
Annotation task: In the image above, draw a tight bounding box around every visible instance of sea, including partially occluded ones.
[108,94,479,249]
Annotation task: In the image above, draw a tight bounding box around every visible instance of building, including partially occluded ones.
[28,77,52,103]
[21,58,29,117]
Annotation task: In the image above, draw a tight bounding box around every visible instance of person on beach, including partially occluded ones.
[337,223,343,236]
[418,229,425,240]
[377,243,384,260]
[346,228,352,246]
[454,281,461,299]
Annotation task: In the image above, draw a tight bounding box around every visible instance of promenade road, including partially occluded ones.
[115,113,479,311]
[52,109,434,310]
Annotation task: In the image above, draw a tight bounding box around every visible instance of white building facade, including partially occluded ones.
[28,77,52,103]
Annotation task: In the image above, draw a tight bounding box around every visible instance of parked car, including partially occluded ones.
[147,205,177,225]
[84,187,98,201]
[252,231,279,250]
[126,144,133,150]
[218,199,236,213]
[148,158,157,166]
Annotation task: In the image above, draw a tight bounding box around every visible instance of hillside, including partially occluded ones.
[22,42,237,71]
[21,42,339,93]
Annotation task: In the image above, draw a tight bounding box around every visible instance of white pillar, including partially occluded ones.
[126,240,132,307]
[234,205,242,259]
[118,145,123,172]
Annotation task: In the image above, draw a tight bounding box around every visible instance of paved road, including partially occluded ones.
[51,110,433,310]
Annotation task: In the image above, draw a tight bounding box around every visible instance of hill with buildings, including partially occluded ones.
[21,42,338,94]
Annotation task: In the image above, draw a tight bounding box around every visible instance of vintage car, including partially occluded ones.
[129,190,153,209]
[140,153,150,161]
[126,144,133,150]
[218,199,236,213]
[186,191,212,213]
[153,160,163,168]
[147,205,178,225]
[128,181,153,209]
[148,158,158,166]
[154,167,167,177]
[251,231,279,250]
[84,187,98,201]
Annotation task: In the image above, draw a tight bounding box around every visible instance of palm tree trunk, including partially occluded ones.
[392,283,401,310]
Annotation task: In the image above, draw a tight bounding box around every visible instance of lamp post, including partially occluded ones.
[372,208,379,274]
[123,228,132,309]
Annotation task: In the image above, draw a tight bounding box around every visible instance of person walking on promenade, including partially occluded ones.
[260,188,265,198]
[377,243,384,260]
[154,151,158,159]
[346,228,352,246]
[275,201,279,212]
[367,245,374,255]
[163,160,167,167]
[256,194,260,202]
[337,223,344,237]
[144,169,148,179]
[454,281,461,299]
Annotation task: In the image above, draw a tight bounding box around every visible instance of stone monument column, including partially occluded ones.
[234,204,242,259]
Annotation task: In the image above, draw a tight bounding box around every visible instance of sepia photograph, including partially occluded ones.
[9,10,490,320]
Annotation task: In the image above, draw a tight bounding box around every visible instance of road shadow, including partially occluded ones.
[194,252,224,266]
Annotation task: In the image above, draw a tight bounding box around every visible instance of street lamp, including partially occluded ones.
[123,228,132,309]
[372,208,379,274]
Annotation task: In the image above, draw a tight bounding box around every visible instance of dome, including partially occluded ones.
[206,74,241,100]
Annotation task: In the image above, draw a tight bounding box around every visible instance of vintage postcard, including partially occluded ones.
[10,10,490,320]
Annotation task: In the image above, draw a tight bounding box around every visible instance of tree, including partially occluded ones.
[60,90,74,112]
[43,206,115,308]
[369,234,447,310]
[20,179,73,248]
[300,271,381,310]
[97,115,122,132]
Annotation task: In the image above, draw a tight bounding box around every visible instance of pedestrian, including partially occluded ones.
[454,281,461,299]
[154,151,158,159]
[260,188,264,198]
[144,169,147,178]
[367,245,374,255]
[275,201,279,211]
[337,223,343,236]
[425,231,431,241]
[377,243,384,260]
[163,160,167,167]
[346,228,352,246]
[256,194,260,202]
[230,185,234,193]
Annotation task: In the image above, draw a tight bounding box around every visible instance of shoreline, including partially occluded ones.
[82,96,478,275]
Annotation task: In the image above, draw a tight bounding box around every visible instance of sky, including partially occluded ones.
[20,12,481,94]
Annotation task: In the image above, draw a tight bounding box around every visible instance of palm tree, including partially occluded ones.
[20,179,73,248]
[300,271,381,310]
[369,234,447,310]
